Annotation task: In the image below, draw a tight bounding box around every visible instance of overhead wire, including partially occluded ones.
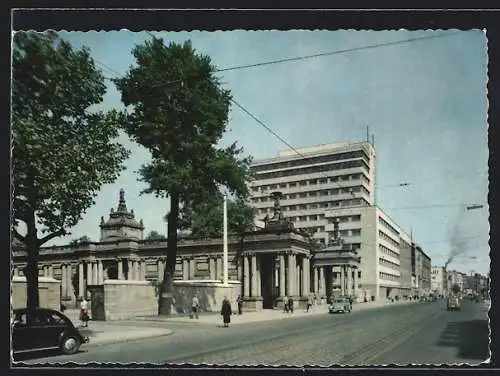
[91,32,485,225]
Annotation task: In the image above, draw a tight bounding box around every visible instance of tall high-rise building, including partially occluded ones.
[249,141,377,244]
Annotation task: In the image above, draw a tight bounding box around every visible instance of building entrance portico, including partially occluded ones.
[313,218,361,303]
[240,191,311,311]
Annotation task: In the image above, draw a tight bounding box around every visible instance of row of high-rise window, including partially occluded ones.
[327,214,362,223]
[253,160,370,181]
[252,173,370,193]
[379,271,400,281]
[255,198,370,215]
[250,150,371,173]
[379,243,400,259]
[378,216,400,237]
[378,257,400,271]
[254,185,370,202]
[378,230,400,249]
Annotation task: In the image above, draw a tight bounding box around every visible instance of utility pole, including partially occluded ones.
[223,194,229,286]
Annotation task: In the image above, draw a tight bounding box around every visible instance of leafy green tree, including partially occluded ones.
[12,32,129,320]
[182,195,256,267]
[69,235,92,246]
[145,230,167,241]
[451,283,461,295]
[114,37,252,315]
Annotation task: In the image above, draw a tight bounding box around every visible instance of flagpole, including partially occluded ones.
[223,194,229,286]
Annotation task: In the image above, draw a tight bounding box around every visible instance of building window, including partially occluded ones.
[310,179,318,185]
[309,191,318,197]
[352,215,361,221]
[319,178,327,184]
[289,182,297,187]
[351,229,361,236]
[289,194,296,199]
[299,181,307,186]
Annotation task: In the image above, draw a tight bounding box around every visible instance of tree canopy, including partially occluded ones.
[113,37,253,314]
[181,194,256,239]
[145,230,167,241]
[12,31,129,314]
[450,283,461,295]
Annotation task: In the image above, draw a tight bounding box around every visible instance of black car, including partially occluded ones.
[12,308,89,356]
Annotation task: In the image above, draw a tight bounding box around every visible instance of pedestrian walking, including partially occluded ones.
[348,296,353,311]
[307,295,313,312]
[283,295,289,313]
[221,296,232,328]
[79,296,89,327]
[237,295,243,315]
[191,295,200,319]
[288,297,294,313]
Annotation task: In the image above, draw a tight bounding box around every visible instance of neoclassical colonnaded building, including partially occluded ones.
[12,189,362,312]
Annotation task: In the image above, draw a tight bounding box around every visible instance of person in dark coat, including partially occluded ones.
[237,295,243,315]
[221,296,232,327]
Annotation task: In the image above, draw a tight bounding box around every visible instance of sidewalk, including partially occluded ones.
[133,298,420,326]
[63,309,174,346]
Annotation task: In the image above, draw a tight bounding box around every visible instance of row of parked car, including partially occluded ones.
[11,307,89,358]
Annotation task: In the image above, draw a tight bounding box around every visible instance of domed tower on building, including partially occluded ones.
[99,188,145,242]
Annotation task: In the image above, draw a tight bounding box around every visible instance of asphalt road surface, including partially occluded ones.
[19,299,490,366]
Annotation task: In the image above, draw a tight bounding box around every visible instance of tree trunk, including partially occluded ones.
[158,192,180,316]
[25,214,39,325]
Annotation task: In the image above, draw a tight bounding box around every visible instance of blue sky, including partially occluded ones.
[47,30,488,275]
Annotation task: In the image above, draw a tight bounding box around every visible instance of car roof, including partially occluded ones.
[13,308,57,314]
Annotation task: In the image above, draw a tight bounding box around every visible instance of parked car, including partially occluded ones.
[447,296,461,311]
[12,308,89,356]
[329,297,351,314]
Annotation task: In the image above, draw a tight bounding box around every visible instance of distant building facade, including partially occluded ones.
[431,266,447,295]
[323,206,416,301]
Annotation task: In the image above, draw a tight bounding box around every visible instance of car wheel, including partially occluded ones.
[61,336,81,355]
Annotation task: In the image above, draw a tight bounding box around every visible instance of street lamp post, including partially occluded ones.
[223,194,229,286]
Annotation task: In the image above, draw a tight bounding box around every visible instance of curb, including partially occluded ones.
[85,329,175,347]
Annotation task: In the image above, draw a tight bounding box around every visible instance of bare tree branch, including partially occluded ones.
[13,229,26,244]
[38,228,67,246]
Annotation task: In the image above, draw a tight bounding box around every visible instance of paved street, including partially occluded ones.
[19,299,489,366]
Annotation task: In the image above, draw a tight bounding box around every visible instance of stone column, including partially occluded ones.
[313,267,319,294]
[61,265,67,297]
[13,266,19,276]
[216,258,222,281]
[243,255,250,297]
[140,260,147,280]
[127,260,133,280]
[79,263,85,298]
[118,259,124,280]
[157,259,163,281]
[182,258,189,280]
[296,262,301,296]
[87,262,93,285]
[209,258,216,280]
[42,266,48,277]
[189,258,196,280]
[98,260,104,284]
[319,266,325,296]
[256,255,261,297]
[339,266,344,295]
[237,260,243,282]
[353,268,358,299]
[49,265,54,278]
[66,265,73,298]
[302,257,308,297]
[251,254,257,297]
[287,253,295,296]
[93,262,98,285]
[346,266,352,296]
[279,254,286,297]
[134,260,140,280]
